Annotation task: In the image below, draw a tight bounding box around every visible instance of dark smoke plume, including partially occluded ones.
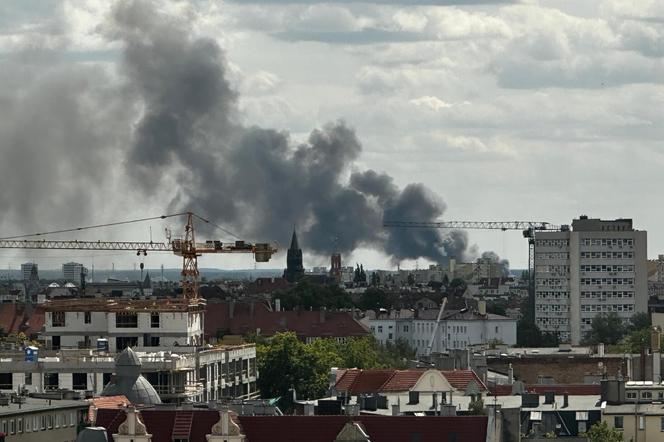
[110,0,477,263]
[0,0,480,265]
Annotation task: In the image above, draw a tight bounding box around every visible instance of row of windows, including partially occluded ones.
[536,265,569,274]
[580,264,634,272]
[581,291,634,299]
[536,239,569,247]
[536,291,570,299]
[536,305,569,312]
[581,278,634,285]
[51,312,161,328]
[0,411,78,436]
[536,317,569,326]
[580,304,634,313]
[536,252,570,260]
[612,415,664,432]
[537,279,569,287]
[583,238,633,246]
[580,251,633,259]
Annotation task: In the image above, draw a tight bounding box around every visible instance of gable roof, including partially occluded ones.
[335,369,487,394]
[204,302,370,339]
[88,395,130,422]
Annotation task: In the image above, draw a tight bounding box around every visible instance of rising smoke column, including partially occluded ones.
[109,0,479,264]
[112,1,468,262]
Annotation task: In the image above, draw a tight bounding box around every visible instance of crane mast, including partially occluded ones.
[0,211,277,300]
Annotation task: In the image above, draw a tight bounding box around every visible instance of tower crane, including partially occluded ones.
[383,220,568,318]
[0,212,277,300]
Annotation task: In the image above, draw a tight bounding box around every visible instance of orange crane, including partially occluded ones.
[0,212,277,300]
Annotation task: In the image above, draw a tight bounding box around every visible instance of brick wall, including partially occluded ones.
[488,356,626,384]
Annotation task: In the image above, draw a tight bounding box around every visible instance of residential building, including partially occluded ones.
[366,305,517,355]
[534,216,647,344]
[40,298,204,351]
[20,263,37,282]
[62,262,87,284]
[601,379,664,442]
[0,396,88,442]
[0,344,259,404]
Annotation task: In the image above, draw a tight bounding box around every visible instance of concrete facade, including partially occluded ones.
[0,398,88,442]
[534,216,647,344]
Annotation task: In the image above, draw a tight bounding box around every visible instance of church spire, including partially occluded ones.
[289,228,300,250]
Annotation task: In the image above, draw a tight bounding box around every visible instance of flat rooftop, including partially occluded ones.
[0,397,88,417]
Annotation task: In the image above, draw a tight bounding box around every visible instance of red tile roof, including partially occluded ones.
[335,369,395,395]
[0,303,45,336]
[88,395,130,422]
[95,409,488,442]
[205,302,370,340]
[380,370,425,392]
[334,369,487,394]
[441,370,487,392]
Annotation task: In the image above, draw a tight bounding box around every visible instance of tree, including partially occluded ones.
[448,278,467,297]
[370,272,380,286]
[622,328,650,353]
[629,312,651,331]
[276,280,353,310]
[588,313,625,345]
[407,273,415,286]
[582,421,623,442]
[442,274,450,287]
[357,288,389,312]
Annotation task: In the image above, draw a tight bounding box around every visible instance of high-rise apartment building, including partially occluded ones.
[534,216,647,344]
[21,262,38,281]
[62,261,87,283]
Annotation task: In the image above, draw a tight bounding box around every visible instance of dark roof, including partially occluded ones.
[204,302,370,339]
[95,409,488,442]
[335,370,395,395]
[239,416,488,442]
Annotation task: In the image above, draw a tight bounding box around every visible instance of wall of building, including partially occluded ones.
[0,407,85,442]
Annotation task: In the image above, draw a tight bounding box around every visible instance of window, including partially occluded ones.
[642,391,653,399]
[150,336,160,346]
[639,415,645,430]
[627,392,637,399]
[151,312,160,328]
[660,417,664,432]
[44,372,59,390]
[378,326,383,333]
[388,333,393,340]
[25,372,32,385]
[52,311,65,327]
[1,420,7,435]
[84,311,91,324]
[116,312,138,328]
[9,419,15,434]
[0,372,12,389]
[26,416,31,432]
[72,373,87,390]
[116,336,138,350]
[615,416,624,429]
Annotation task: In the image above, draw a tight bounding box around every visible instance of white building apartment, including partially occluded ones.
[40,298,204,352]
[21,262,38,281]
[534,216,648,345]
[368,307,516,356]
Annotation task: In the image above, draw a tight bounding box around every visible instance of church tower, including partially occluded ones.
[283,229,305,283]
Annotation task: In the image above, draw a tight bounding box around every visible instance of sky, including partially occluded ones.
[0,0,663,273]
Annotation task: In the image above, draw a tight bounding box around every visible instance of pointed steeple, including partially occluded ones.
[289,228,299,250]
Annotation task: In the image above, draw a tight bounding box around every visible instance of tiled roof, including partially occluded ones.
[239,416,488,442]
[95,409,488,442]
[204,302,370,339]
[88,395,129,422]
[441,370,487,392]
[380,370,425,392]
[336,370,395,395]
[0,303,45,336]
[335,369,487,393]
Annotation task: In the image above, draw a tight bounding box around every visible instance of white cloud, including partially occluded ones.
[410,95,452,110]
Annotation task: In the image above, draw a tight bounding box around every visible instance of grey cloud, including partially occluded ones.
[272,28,426,45]
[228,0,515,4]
[109,0,472,264]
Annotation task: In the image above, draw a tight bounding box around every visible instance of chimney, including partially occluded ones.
[275,298,281,312]
[478,299,486,316]
[597,343,605,357]
[508,363,514,385]
[345,404,360,416]
[563,393,569,408]
[652,326,661,382]
[304,403,315,416]
[391,403,400,416]
[229,301,235,319]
